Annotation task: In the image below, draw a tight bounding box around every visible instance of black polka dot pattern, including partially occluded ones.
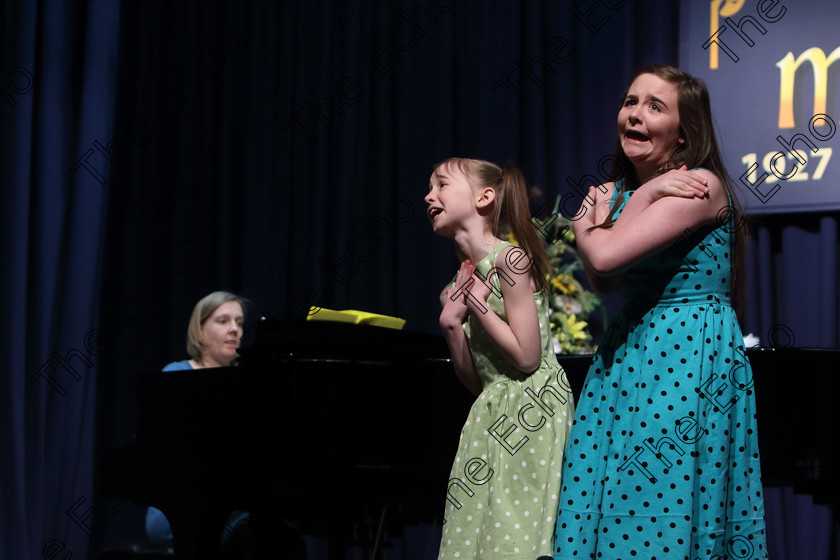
[553,189,768,559]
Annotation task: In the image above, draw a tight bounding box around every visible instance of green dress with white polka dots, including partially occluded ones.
[438,241,574,559]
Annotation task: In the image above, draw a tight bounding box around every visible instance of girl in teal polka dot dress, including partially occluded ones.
[553,65,767,559]
[426,158,575,559]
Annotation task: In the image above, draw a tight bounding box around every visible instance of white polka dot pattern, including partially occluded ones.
[438,242,574,559]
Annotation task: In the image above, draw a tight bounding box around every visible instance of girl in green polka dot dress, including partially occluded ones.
[426,158,575,559]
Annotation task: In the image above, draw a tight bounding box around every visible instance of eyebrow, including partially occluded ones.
[649,95,669,109]
[627,93,670,109]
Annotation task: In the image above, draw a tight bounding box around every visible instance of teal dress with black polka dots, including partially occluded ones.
[438,241,574,559]
[553,186,767,559]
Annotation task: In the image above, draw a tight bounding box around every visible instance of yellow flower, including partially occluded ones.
[551,274,576,294]
[566,315,589,340]
[540,195,605,354]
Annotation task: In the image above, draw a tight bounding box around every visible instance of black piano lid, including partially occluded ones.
[237,318,452,364]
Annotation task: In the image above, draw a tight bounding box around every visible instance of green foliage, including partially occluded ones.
[530,196,607,354]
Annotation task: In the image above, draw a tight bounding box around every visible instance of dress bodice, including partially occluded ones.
[459,241,557,387]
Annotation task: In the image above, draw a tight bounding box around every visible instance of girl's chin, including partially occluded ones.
[623,153,665,175]
[622,146,649,161]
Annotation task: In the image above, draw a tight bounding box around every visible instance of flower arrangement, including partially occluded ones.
[527,196,606,355]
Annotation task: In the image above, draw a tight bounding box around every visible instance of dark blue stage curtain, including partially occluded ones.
[1,1,121,559]
[2,1,837,559]
[744,212,840,559]
[744,213,839,348]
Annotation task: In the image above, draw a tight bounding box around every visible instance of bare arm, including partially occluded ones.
[460,246,542,373]
[574,182,624,294]
[574,168,726,276]
[606,166,709,225]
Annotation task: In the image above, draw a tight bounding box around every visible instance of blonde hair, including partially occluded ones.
[434,158,550,293]
[186,291,246,360]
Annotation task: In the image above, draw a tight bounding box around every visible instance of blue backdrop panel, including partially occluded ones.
[679,0,839,214]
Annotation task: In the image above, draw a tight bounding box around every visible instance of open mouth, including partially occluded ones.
[428,207,443,220]
[625,130,649,142]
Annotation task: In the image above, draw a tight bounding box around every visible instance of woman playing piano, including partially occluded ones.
[148,291,248,546]
[161,290,246,371]
[426,158,575,559]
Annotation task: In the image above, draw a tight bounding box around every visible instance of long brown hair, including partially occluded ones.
[604,64,746,318]
[434,158,550,293]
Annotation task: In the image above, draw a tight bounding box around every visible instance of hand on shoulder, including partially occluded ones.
[638,165,711,204]
[574,181,615,228]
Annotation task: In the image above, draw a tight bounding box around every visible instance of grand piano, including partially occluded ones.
[101,319,839,559]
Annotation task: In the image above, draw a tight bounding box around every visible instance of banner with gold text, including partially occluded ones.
[680,0,838,214]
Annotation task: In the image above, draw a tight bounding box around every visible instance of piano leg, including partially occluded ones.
[166,506,229,560]
[247,510,307,560]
